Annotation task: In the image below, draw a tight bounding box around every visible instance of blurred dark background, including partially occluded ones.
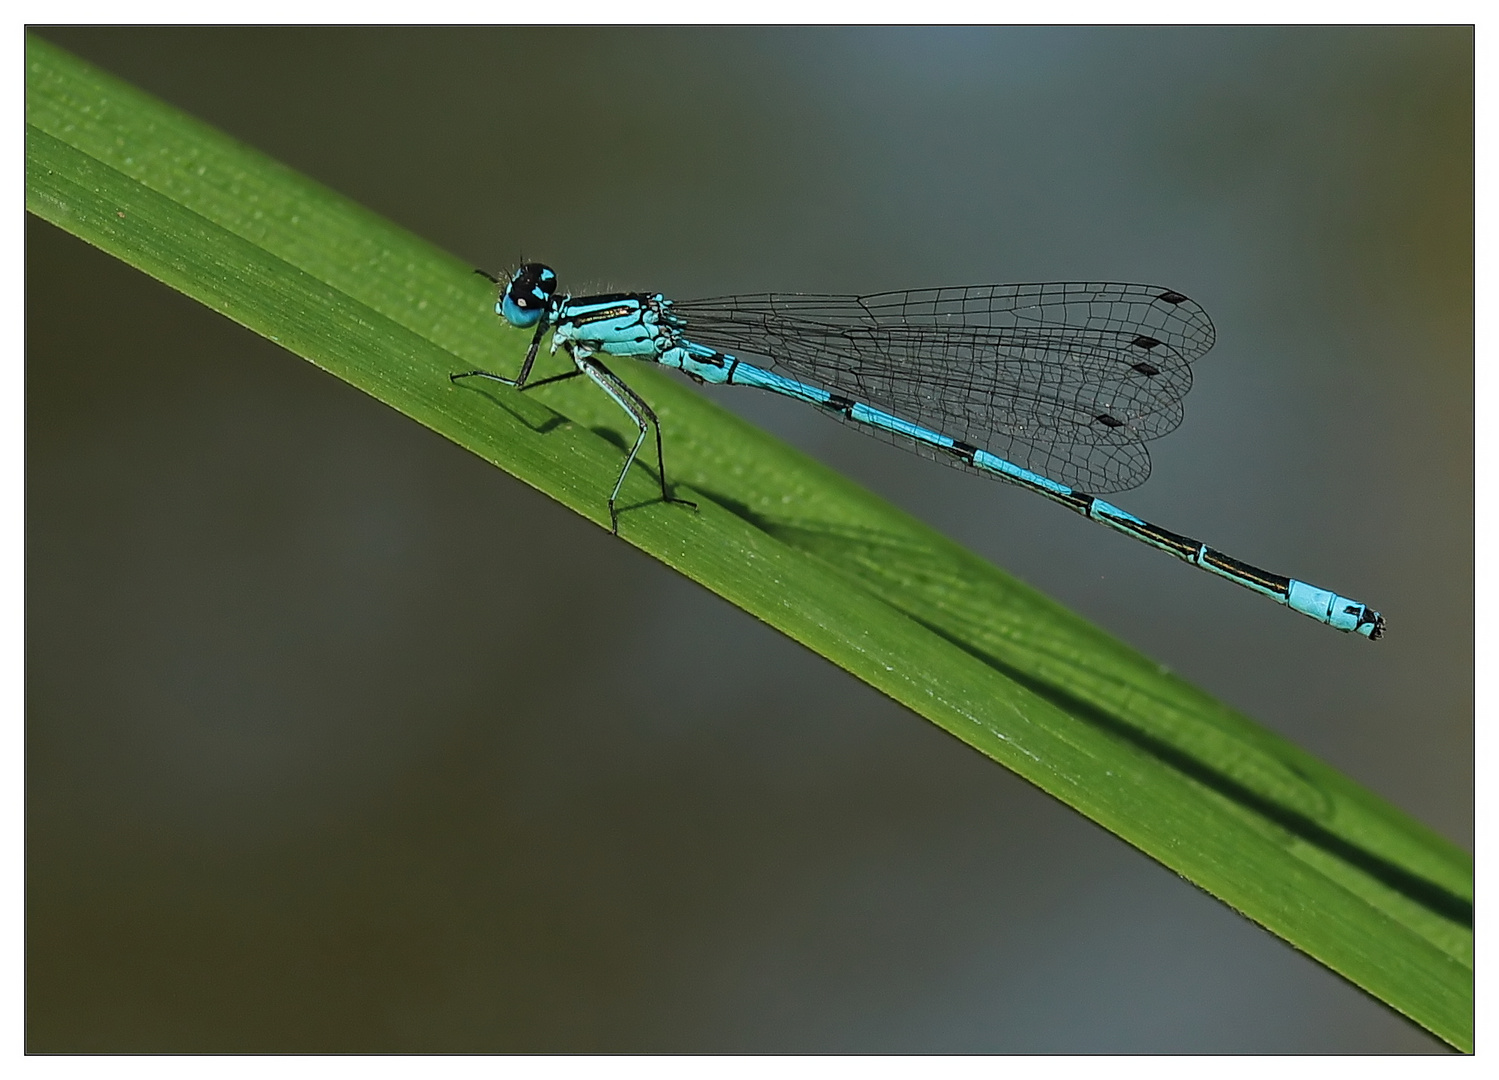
[27,27,1471,1052]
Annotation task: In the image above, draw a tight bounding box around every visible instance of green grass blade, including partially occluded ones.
[25,35,1472,1050]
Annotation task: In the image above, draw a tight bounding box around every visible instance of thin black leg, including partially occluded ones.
[450,316,550,388]
[590,359,698,515]
[579,358,698,533]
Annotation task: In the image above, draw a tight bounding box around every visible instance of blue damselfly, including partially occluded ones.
[453,264,1384,640]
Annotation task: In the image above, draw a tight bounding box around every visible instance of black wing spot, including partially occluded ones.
[1094,413,1125,428]
[1131,361,1161,377]
[1156,290,1189,304]
[1131,335,1162,350]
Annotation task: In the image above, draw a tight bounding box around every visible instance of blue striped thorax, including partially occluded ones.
[498,264,737,385]
[551,294,669,360]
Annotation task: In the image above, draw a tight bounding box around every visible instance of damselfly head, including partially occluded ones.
[499,263,558,328]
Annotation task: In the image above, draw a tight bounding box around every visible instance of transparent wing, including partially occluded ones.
[672,282,1215,493]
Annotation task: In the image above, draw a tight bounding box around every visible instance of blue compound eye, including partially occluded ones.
[499,263,557,328]
[500,292,542,328]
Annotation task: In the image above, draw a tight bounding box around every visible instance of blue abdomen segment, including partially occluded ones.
[1082,503,1381,637]
[660,340,740,384]
[722,362,1385,639]
[1287,580,1382,636]
[730,362,849,406]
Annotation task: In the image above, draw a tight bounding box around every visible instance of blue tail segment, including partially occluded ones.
[729,362,1384,639]
[460,263,1385,640]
